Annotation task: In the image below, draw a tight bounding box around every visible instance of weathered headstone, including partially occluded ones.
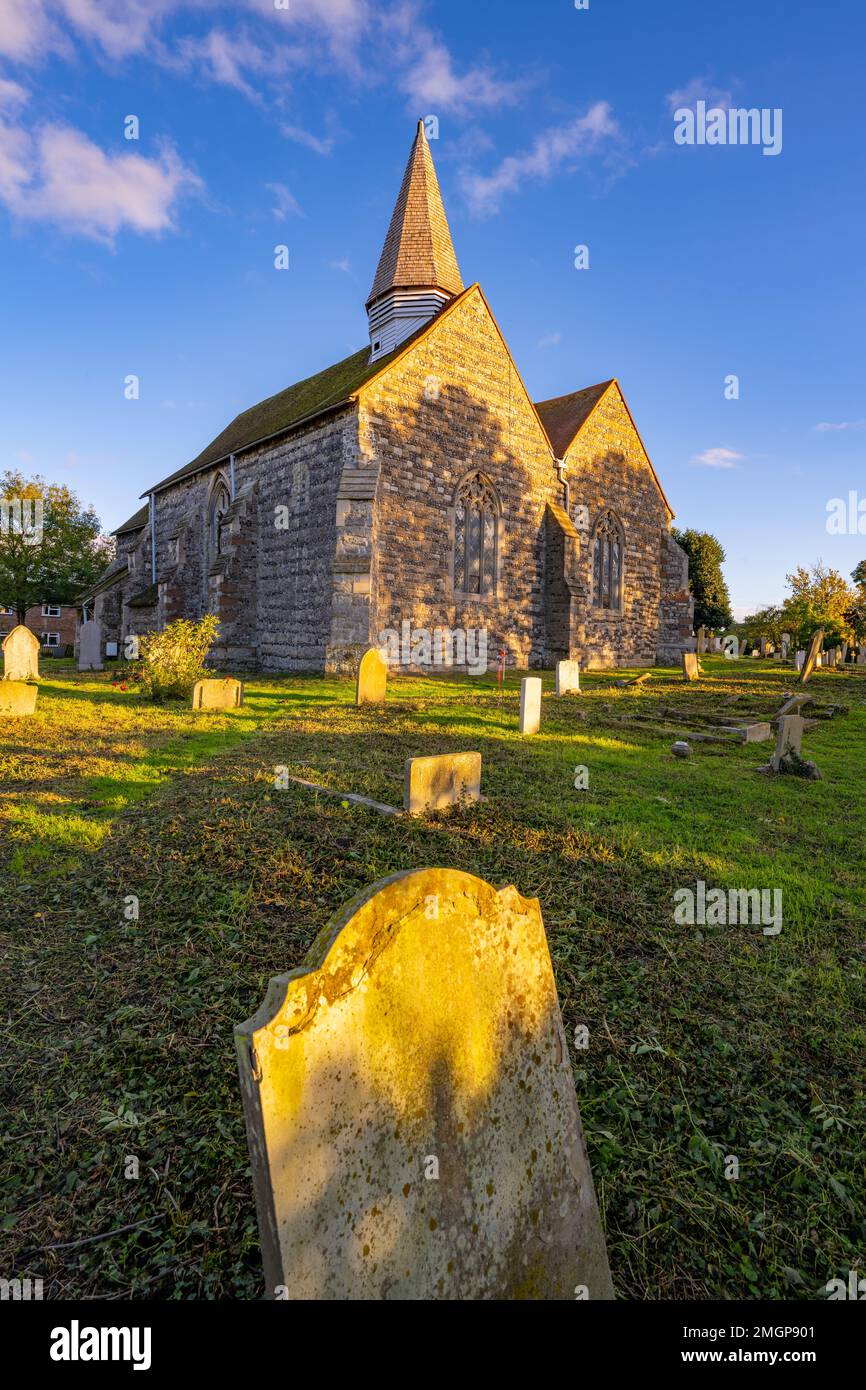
[777,693,812,719]
[2,624,39,682]
[78,618,103,671]
[404,752,482,815]
[555,659,580,696]
[682,652,700,682]
[192,677,244,710]
[0,681,38,716]
[696,627,707,654]
[235,867,614,1300]
[771,715,805,771]
[519,676,542,734]
[781,633,791,660]
[858,648,866,667]
[356,648,388,707]
[740,722,772,744]
[759,637,768,657]
[840,642,849,664]
[799,630,824,684]
[795,650,805,672]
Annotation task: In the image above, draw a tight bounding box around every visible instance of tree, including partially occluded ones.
[0,471,112,622]
[781,561,857,647]
[740,605,785,649]
[844,561,866,642]
[671,528,733,629]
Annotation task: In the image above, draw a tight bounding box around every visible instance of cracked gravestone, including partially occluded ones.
[235,868,614,1301]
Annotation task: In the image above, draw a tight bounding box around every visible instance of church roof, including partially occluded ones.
[113,503,149,535]
[142,290,472,497]
[534,381,615,457]
[366,120,464,308]
[142,345,394,496]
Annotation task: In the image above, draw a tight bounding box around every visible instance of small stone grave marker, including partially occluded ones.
[356,648,388,707]
[519,676,542,734]
[771,715,805,771]
[555,659,580,696]
[404,752,482,815]
[78,618,103,671]
[234,868,614,1300]
[681,652,700,682]
[0,681,38,716]
[192,677,244,710]
[2,624,40,682]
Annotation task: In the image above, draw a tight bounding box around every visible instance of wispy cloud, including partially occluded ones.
[0,121,202,244]
[814,419,866,433]
[537,332,561,350]
[281,122,337,156]
[460,103,620,218]
[328,257,351,273]
[0,77,29,109]
[399,39,527,115]
[692,447,743,469]
[666,77,734,113]
[266,181,303,220]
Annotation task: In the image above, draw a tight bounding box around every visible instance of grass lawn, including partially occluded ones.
[1,658,864,1300]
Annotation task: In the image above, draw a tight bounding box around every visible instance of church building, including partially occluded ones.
[90,122,693,672]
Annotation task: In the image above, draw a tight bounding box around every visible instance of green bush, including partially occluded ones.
[139,615,220,702]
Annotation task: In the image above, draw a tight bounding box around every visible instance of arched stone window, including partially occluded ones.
[592,510,624,611]
[208,477,232,556]
[453,472,499,597]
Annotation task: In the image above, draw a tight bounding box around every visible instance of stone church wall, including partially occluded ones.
[356,288,559,673]
[563,386,671,668]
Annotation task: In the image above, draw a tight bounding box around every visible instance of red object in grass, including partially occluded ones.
[120,683,127,691]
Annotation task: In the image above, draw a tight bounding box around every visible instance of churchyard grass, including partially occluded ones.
[1,658,863,1299]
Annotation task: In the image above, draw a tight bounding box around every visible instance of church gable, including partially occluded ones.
[557,380,673,521]
[351,284,559,669]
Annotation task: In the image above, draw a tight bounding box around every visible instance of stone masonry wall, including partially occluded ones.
[355,287,560,673]
[563,385,673,668]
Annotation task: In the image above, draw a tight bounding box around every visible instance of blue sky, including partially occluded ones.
[1,0,864,617]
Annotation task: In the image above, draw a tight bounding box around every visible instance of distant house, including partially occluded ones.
[89,123,693,672]
[0,603,76,653]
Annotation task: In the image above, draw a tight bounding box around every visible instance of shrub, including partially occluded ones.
[139,615,220,702]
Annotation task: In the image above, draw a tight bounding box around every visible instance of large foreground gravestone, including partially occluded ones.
[192,677,244,710]
[0,681,38,716]
[356,648,388,707]
[682,652,700,682]
[78,619,103,671]
[519,676,542,734]
[404,752,481,815]
[799,629,824,685]
[2,624,39,682]
[555,659,581,696]
[235,868,614,1300]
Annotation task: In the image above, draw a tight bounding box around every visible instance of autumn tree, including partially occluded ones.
[781,561,857,647]
[0,471,112,622]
